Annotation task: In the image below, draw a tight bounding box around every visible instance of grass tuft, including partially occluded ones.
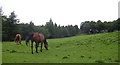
[81,55,85,58]
[10,50,17,53]
[62,56,68,59]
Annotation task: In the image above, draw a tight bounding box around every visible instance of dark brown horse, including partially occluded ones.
[26,32,48,54]
[14,34,21,44]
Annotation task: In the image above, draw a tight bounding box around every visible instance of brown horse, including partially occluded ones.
[25,32,48,54]
[15,34,21,44]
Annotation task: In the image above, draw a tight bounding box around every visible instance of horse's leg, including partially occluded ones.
[15,39,17,44]
[17,40,18,45]
[17,39,19,45]
[18,40,20,44]
[19,40,21,44]
[40,43,43,52]
[19,38,21,44]
[44,39,48,50]
[31,41,34,54]
[35,42,38,53]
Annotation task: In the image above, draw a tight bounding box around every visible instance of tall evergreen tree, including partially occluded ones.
[2,11,19,41]
[45,18,55,38]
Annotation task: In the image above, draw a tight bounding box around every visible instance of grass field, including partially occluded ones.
[2,31,119,63]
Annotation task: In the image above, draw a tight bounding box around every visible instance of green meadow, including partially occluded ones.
[2,31,119,63]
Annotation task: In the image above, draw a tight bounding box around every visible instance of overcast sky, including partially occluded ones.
[0,0,119,27]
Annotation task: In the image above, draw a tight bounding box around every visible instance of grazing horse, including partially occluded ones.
[15,34,21,44]
[26,32,48,54]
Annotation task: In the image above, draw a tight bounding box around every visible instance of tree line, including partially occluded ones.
[1,10,120,41]
[1,11,79,41]
[80,19,120,34]
[17,19,79,40]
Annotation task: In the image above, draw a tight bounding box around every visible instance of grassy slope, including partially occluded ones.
[2,31,119,63]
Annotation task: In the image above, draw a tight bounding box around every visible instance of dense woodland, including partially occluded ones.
[80,19,120,34]
[1,10,120,41]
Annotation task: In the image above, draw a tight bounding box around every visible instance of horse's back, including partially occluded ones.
[16,34,21,39]
[39,34,45,42]
[32,32,45,42]
[33,32,40,42]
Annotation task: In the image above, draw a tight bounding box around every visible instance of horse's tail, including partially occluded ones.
[25,34,33,46]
